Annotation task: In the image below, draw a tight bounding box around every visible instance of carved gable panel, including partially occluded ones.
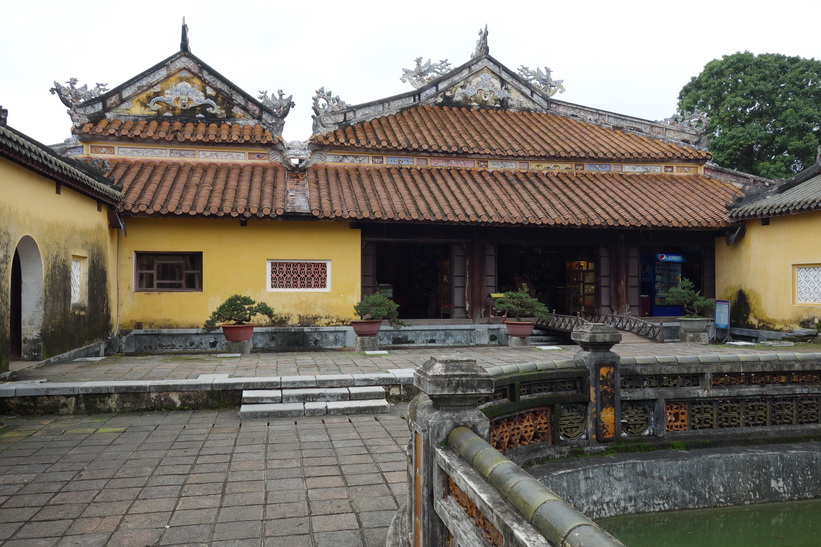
[110,70,252,120]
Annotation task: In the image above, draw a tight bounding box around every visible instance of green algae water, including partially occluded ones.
[597,498,821,547]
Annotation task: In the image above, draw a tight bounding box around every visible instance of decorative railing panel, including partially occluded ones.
[665,396,821,432]
[490,408,552,451]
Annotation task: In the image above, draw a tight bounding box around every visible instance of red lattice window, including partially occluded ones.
[267,260,330,291]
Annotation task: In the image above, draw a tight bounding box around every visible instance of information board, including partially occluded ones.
[715,300,730,329]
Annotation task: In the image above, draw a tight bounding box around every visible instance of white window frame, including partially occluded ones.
[794,264,821,305]
[71,255,88,308]
[267,260,331,292]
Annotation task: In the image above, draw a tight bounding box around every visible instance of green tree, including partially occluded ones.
[677,52,821,179]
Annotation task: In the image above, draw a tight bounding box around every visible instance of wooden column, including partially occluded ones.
[609,233,629,315]
[468,229,486,323]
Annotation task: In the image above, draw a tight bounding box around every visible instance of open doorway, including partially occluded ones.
[372,242,452,319]
[10,236,44,360]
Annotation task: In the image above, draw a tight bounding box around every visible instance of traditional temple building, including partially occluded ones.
[45,25,749,332]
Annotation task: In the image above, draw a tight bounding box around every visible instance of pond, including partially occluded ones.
[597,498,821,547]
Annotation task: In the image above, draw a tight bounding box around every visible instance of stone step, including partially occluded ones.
[242,386,385,404]
[239,399,390,419]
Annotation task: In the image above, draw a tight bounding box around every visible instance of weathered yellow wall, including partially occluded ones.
[117,218,361,329]
[0,157,116,365]
[716,212,821,330]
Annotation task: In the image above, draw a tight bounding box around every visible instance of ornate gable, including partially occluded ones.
[312,27,704,148]
[51,26,293,137]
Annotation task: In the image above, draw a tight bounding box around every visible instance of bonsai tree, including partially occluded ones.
[494,284,551,322]
[353,292,406,328]
[203,294,276,331]
[663,278,715,318]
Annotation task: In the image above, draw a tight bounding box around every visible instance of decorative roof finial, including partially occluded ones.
[0,106,7,126]
[181,17,190,52]
[472,25,489,59]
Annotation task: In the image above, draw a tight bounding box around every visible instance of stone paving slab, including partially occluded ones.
[7,342,804,387]
[0,409,410,546]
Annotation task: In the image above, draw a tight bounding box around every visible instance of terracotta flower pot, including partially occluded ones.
[221,324,255,342]
[351,319,383,337]
[503,320,536,338]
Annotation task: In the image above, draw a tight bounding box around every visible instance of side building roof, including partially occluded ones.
[0,110,122,205]
[729,159,821,220]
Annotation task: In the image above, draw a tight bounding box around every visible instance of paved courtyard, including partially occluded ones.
[0,408,409,546]
[1,340,818,545]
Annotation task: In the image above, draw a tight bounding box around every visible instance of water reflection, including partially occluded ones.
[597,498,821,547]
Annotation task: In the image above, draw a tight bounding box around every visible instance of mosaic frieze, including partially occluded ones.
[169,149,196,159]
[319,153,703,177]
[386,156,414,166]
[623,165,663,173]
[430,158,475,168]
[90,145,115,155]
[666,397,821,431]
[447,477,503,547]
[118,147,167,158]
[64,146,84,156]
[198,150,245,160]
[490,408,551,451]
[452,73,512,108]
[532,162,572,171]
[327,154,369,164]
[558,404,586,441]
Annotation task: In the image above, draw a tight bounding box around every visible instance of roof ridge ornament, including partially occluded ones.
[471,25,489,59]
[661,108,709,131]
[181,17,190,52]
[50,78,109,125]
[517,65,565,97]
[258,89,295,118]
[400,57,452,89]
[312,87,349,133]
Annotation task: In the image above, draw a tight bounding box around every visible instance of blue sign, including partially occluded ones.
[715,300,730,329]
[656,253,685,263]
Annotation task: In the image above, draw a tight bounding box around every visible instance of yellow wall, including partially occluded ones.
[117,218,361,329]
[0,157,117,364]
[716,212,821,329]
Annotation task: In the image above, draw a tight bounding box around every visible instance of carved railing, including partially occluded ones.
[541,313,589,333]
[582,312,665,341]
[542,312,667,341]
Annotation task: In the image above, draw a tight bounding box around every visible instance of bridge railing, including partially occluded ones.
[388,325,821,546]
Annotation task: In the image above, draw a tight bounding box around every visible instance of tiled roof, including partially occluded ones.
[111,159,739,228]
[76,120,279,144]
[308,166,738,229]
[1,124,121,204]
[110,159,289,216]
[729,169,821,220]
[312,105,710,161]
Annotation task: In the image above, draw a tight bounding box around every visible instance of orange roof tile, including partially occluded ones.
[110,159,289,217]
[307,166,739,229]
[312,105,710,161]
[110,159,739,228]
[76,119,279,144]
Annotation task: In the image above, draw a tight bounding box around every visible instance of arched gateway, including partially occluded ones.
[9,235,44,360]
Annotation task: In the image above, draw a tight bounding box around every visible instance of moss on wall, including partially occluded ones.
[40,238,111,359]
[0,226,11,371]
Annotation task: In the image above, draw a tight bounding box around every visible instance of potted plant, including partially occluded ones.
[203,294,276,342]
[352,292,406,336]
[493,284,551,338]
[663,278,716,333]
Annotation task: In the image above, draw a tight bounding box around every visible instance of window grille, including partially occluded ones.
[136,253,202,291]
[71,256,85,305]
[268,260,330,291]
[795,265,821,304]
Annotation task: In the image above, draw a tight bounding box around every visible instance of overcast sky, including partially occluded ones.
[2,0,819,146]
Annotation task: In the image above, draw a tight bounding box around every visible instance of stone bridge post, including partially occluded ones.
[572,323,623,442]
[392,356,494,547]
